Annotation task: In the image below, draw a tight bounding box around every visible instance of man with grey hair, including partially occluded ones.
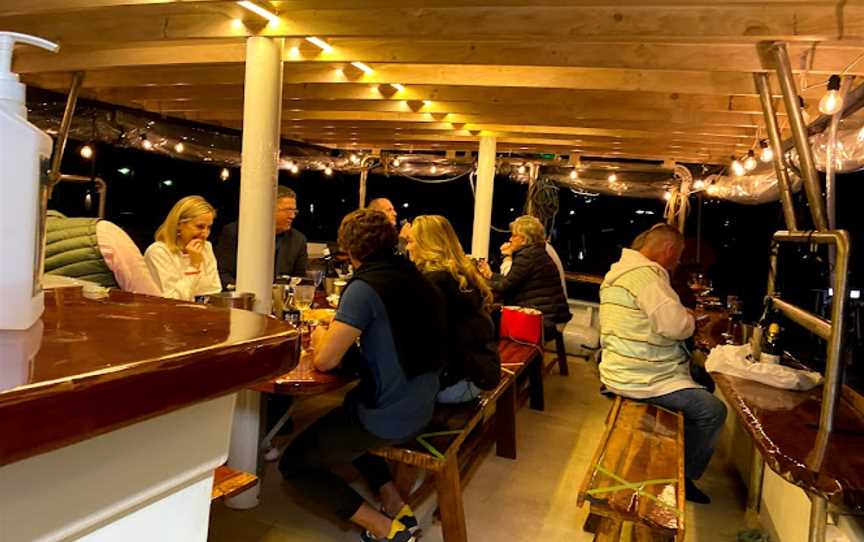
[368,198,398,226]
[598,223,725,504]
[214,185,308,287]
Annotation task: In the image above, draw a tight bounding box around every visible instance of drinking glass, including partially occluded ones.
[307,270,324,289]
[294,284,315,312]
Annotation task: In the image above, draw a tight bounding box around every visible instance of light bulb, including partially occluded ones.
[819,75,844,115]
[744,150,757,171]
[760,141,773,163]
[291,164,300,174]
[220,168,230,181]
[707,185,719,196]
[349,154,360,164]
[430,165,438,175]
[174,142,185,153]
[79,144,93,159]
[607,173,617,183]
[324,166,333,176]
[392,158,401,167]
[663,191,672,201]
[731,157,745,176]
[517,165,526,174]
[693,179,705,190]
[570,169,578,180]
[142,139,153,150]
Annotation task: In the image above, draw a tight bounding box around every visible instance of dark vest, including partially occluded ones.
[44,211,118,288]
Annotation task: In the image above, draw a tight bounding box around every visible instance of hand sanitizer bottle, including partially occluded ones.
[0,32,59,330]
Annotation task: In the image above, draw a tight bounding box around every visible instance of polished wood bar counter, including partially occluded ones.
[0,287,300,467]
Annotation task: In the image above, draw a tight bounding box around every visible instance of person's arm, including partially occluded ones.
[213,223,237,287]
[636,275,695,340]
[488,250,533,295]
[312,320,362,371]
[198,242,223,296]
[144,244,197,301]
[96,221,161,296]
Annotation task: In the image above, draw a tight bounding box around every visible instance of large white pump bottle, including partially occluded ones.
[0,32,59,330]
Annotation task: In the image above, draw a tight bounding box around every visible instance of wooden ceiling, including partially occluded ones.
[4,1,864,164]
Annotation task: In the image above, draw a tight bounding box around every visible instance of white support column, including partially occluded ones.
[226,36,284,510]
[471,135,496,258]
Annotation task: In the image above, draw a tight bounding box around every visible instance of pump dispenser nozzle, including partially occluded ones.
[0,32,58,115]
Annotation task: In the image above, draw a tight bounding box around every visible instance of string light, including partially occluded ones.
[707,185,719,196]
[819,75,844,115]
[220,168,230,181]
[663,191,672,201]
[607,172,617,183]
[350,62,374,74]
[236,1,280,24]
[142,138,153,151]
[79,144,93,159]
[693,179,705,190]
[744,149,758,171]
[517,164,526,174]
[759,140,773,163]
[730,156,745,176]
[305,36,332,53]
[291,163,300,174]
[324,165,333,176]
[570,169,578,180]
[430,165,438,175]
[392,158,401,167]
[174,142,185,153]
[349,154,360,164]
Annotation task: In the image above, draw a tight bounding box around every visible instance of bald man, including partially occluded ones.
[368,198,397,226]
[598,223,725,504]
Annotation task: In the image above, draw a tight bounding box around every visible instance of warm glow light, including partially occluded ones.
[731,158,745,176]
[291,164,300,174]
[693,179,705,190]
[517,165,526,174]
[220,168,230,181]
[707,185,719,196]
[392,158,401,167]
[744,150,757,171]
[231,18,244,29]
[174,142,185,153]
[79,145,93,159]
[350,62,374,74]
[349,154,360,164]
[324,166,333,176]
[288,46,300,58]
[236,1,280,24]
[760,142,774,163]
[570,169,578,180]
[663,191,672,201]
[305,36,332,53]
[430,165,438,175]
[819,75,844,115]
[607,173,617,183]
[142,139,154,151]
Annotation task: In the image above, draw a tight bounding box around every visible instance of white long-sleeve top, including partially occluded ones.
[144,241,222,301]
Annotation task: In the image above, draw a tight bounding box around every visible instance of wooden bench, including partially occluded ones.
[577,397,686,541]
[370,339,544,542]
[211,465,258,502]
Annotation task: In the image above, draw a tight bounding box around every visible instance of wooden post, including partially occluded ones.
[226,36,284,510]
[471,135,496,258]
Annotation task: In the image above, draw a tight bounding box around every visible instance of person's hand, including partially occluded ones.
[478,260,493,279]
[185,239,205,268]
[500,242,513,256]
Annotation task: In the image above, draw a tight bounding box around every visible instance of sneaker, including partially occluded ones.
[360,519,415,542]
[393,504,419,534]
[685,478,711,504]
[263,447,280,462]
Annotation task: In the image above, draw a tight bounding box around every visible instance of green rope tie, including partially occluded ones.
[415,430,464,460]
[586,465,682,518]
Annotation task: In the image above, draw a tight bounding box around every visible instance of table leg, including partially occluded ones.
[746,449,764,525]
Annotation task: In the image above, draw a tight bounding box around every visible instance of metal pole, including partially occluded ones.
[228,36,285,510]
[808,495,828,542]
[754,72,798,231]
[49,71,84,185]
[771,42,828,231]
[746,451,765,520]
[825,77,853,262]
[823,230,850,432]
[471,135,496,258]
[696,192,703,265]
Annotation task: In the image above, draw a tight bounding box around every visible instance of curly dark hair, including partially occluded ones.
[338,209,398,262]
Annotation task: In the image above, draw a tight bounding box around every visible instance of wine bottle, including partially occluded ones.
[283,288,301,327]
[760,322,782,364]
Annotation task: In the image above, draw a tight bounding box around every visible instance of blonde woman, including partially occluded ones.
[145,195,222,300]
[407,215,500,403]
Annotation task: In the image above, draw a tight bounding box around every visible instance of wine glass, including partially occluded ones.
[306,270,324,290]
[294,284,315,312]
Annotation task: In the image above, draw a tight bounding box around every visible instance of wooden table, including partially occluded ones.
[251,351,353,396]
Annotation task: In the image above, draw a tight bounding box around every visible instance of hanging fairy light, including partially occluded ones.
[759,140,773,163]
[707,185,719,196]
[693,179,705,190]
[392,158,401,168]
[569,169,578,180]
[607,172,617,183]
[324,165,334,176]
[174,141,185,153]
[517,164,526,174]
[291,163,300,174]
[730,156,745,177]
[744,149,758,171]
[819,75,844,115]
[349,154,360,164]
[430,165,439,175]
[663,191,672,201]
[220,168,230,181]
[79,144,94,159]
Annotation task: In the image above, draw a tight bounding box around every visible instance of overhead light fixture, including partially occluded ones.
[236,1,280,24]
[79,144,93,159]
[174,142,185,153]
[607,172,618,183]
[305,36,332,53]
[324,165,333,176]
[759,140,773,163]
[220,168,230,181]
[730,156,745,176]
[350,62,374,74]
[744,149,758,171]
[819,75,844,115]
[117,167,131,175]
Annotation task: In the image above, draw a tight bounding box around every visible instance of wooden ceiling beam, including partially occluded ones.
[1,4,859,43]
[14,39,864,76]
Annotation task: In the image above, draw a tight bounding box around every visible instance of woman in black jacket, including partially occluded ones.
[406,215,501,403]
[480,215,571,336]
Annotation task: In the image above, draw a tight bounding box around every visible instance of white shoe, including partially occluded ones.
[264,447,280,462]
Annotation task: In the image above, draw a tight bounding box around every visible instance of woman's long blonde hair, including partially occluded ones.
[154,195,216,253]
[409,215,493,309]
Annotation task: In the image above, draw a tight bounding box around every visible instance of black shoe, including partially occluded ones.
[685,478,711,504]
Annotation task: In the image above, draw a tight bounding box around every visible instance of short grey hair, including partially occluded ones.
[277,185,296,200]
[632,223,684,251]
[368,198,392,211]
[510,215,546,244]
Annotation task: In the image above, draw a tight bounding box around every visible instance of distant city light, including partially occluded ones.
[403,203,410,208]
[162,179,173,187]
[117,167,131,175]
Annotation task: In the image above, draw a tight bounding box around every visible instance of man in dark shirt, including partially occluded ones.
[214,185,308,288]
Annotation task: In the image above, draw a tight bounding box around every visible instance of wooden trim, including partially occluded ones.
[577,396,622,508]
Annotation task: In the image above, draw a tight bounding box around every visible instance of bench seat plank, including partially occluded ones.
[211,465,258,501]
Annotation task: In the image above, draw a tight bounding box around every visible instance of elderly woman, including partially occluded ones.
[144,195,221,300]
[406,215,500,403]
[280,209,445,542]
[480,215,570,336]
